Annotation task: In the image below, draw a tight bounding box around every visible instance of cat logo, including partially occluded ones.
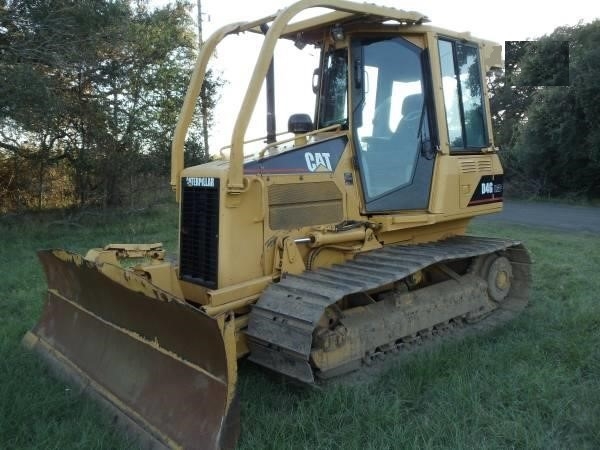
[304,152,333,172]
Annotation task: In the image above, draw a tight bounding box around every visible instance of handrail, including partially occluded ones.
[218,131,290,159]
[257,124,342,159]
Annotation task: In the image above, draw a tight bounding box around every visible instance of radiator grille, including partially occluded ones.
[179,178,219,288]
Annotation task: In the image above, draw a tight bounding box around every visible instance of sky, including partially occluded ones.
[150,0,599,155]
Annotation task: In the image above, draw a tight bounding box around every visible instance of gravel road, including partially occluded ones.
[474,200,600,233]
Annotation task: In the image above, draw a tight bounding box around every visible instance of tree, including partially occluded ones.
[0,0,220,211]
[491,21,600,199]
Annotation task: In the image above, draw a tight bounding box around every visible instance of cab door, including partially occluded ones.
[351,36,438,213]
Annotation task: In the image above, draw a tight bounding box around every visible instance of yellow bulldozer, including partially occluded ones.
[24,1,531,448]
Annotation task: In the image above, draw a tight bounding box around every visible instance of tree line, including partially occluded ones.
[0,0,218,212]
[490,20,600,200]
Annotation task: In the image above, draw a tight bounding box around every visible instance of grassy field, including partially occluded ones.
[1,202,599,449]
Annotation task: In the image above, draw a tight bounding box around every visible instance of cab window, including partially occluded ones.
[438,39,487,150]
[318,48,348,128]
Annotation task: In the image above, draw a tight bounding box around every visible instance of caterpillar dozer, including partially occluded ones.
[24,1,531,449]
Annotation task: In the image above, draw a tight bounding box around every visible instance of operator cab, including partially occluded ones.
[314,31,488,213]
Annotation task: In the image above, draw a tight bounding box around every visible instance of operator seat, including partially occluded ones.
[391,93,423,184]
[394,93,423,145]
[360,93,425,196]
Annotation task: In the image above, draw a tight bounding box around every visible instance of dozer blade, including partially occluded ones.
[23,249,239,450]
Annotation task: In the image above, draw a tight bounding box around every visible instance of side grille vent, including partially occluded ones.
[460,157,492,174]
[268,182,343,230]
[477,159,492,173]
[179,178,219,288]
[460,160,477,173]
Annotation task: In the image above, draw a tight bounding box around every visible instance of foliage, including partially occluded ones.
[506,40,570,87]
[490,21,600,199]
[0,0,219,211]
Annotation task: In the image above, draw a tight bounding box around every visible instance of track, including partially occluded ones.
[246,236,531,383]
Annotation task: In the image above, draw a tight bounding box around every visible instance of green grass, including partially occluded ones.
[0,204,180,450]
[1,204,599,449]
